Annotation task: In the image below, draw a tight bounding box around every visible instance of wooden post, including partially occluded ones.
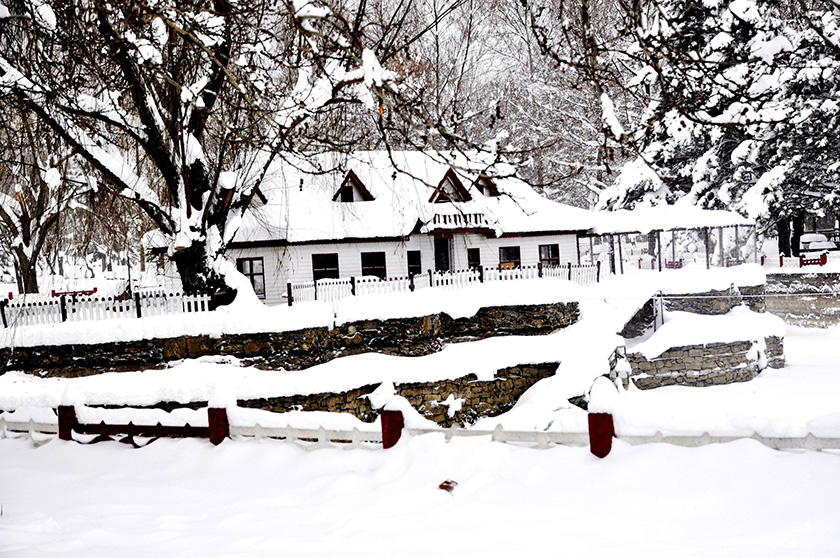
[538,262,543,278]
[134,292,142,318]
[608,235,616,275]
[314,279,318,300]
[596,261,602,282]
[350,276,356,296]
[671,230,677,265]
[287,283,293,306]
[381,410,404,449]
[567,261,572,281]
[719,227,725,267]
[208,407,230,446]
[59,295,68,322]
[734,225,739,262]
[58,405,77,441]
[588,412,614,458]
[0,299,7,328]
[617,235,624,275]
[656,231,662,272]
[704,227,711,269]
[428,268,433,287]
[409,274,415,292]
[478,265,484,283]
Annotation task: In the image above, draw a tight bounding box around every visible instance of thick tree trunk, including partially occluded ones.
[777,219,791,257]
[14,251,39,294]
[791,213,805,257]
[171,241,235,303]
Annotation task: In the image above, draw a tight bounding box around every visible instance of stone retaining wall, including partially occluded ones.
[766,273,840,327]
[1,302,579,376]
[626,336,784,390]
[619,284,766,339]
[237,363,559,428]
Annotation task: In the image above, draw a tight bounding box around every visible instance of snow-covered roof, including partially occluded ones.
[591,205,753,235]
[231,151,596,245]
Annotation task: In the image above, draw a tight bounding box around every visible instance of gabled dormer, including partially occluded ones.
[474,175,500,197]
[429,168,472,203]
[332,170,374,202]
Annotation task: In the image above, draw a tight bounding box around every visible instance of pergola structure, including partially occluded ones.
[581,207,757,275]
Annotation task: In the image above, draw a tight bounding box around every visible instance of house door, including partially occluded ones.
[434,237,451,272]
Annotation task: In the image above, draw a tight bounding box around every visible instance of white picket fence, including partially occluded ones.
[287,262,601,307]
[0,292,211,329]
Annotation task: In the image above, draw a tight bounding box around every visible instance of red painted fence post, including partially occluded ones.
[381,410,404,449]
[208,407,230,445]
[58,405,77,441]
[588,412,615,458]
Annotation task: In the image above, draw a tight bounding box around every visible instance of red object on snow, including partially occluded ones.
[588,413,615,458]
[51,287,98,297]
[439,479,458,492]
[381,410,404,449]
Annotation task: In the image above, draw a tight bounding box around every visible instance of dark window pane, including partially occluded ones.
[312,253,339,281]
[467,248,481,269]
[361,252,387,279]
[499,247,521,269]
[407,250,422,276]
[539,244,560,267]
[236,257,265,299]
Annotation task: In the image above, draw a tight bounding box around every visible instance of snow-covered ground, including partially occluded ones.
[2,324,839,558]
[1,264,840,556]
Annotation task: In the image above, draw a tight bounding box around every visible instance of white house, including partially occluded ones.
[226,151,596,306]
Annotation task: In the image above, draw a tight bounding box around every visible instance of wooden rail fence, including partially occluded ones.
[4,407,839,457]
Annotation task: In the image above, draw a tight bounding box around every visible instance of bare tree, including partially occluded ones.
[0,0,424,296]
[0,101,90,294]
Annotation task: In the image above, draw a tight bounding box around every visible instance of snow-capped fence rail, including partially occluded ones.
[0,291,211,329]
[286,262,601,307]
[7,407,840,456]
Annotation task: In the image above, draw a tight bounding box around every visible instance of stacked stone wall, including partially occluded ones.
[1,302,578,376]
[142,363,559,428]
[619,284,766,339]
[766,273,840,327]
[626,336,784,390]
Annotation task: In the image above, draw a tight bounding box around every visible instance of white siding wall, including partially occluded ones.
[228,232,580,306]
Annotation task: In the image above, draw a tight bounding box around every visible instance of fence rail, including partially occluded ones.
[0,291,211,329]
[5,406,839,454]
[286,262,602,307]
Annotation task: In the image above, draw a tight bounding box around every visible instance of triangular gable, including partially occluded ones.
[474,175,500,197]
[332,170,375,202]
[429,168,472,203]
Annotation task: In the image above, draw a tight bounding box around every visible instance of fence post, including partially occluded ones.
[596,261,601,282]
[478,265,484,283]
[381,410,404,449]
[588,412,614,458]
[350,276,356,296]
[314,279,319,300]
[208,407,230,445]
[0,299,7,328]
[134,292,142,319]
[287,283,293,306]
[58,405,77,441]
[567,262,572,281]
[779,255,784,268]
[428,269,433,287]
[409,274,415,292]
[799,255,804,268]
[59,295,68,322]
[538,262,543,278]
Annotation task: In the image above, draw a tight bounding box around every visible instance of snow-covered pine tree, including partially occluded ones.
[599,0,840,255]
